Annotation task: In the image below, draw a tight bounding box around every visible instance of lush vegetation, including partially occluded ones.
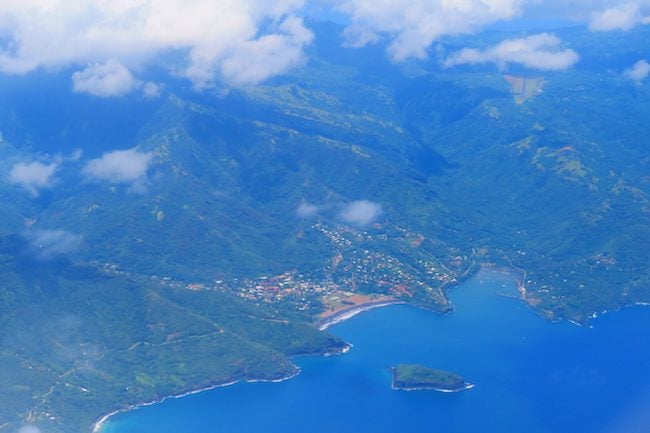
[392,364,469,391]
[0,234,345,433]
[0,21,649,433]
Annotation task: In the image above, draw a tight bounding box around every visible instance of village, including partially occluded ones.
[212,224,465,319]
[96,223,468,321]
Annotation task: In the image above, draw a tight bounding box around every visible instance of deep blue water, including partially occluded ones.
[103,270,650,433]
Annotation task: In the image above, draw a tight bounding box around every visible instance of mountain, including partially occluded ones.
[1,22,649,433]
[0,233,345,433]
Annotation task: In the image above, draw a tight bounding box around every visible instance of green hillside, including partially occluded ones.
[0,234,345,433]
[1,22,649,433]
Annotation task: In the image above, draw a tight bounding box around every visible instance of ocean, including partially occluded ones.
[102,270,650,433]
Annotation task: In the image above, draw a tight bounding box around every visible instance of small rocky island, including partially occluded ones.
[391,364,474,392]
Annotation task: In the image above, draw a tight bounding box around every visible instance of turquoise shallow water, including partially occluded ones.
[103,270,650,433]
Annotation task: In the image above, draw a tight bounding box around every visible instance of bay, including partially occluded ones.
[102,269,650,433]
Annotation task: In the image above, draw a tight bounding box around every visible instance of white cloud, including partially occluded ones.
[589,2,650,31]
[72,59,136,97]
[26,229,82,259]
[625,59,650,82]
[511,1,650,26]
[67,148,83,162]
[339,200,382,226]
[83,148,152,184]
[9,160,58,196]
[0,1,311,88]
[444,33,579,71]
[219,16,313,85]
[335,0,525,61]
[142,81,162,98]
[1,1,647,85]
[296,201,319,218]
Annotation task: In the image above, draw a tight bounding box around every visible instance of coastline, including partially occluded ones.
[315,264,506,333]
[92,300,394,433]
[323,342,353,357]
[91,370,300,433]
[317,300,406,331]
[481,264,650,328]
[577,301,650,327]
[391,382,475,393]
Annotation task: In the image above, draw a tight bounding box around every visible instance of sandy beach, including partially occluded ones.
[318,300,406,331]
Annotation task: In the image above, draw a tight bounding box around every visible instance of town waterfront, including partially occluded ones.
[102,270,650,433]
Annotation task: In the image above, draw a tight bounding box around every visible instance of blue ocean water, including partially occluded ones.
[103,270,650,433]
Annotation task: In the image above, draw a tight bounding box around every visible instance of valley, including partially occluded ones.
[0,21,649,433]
